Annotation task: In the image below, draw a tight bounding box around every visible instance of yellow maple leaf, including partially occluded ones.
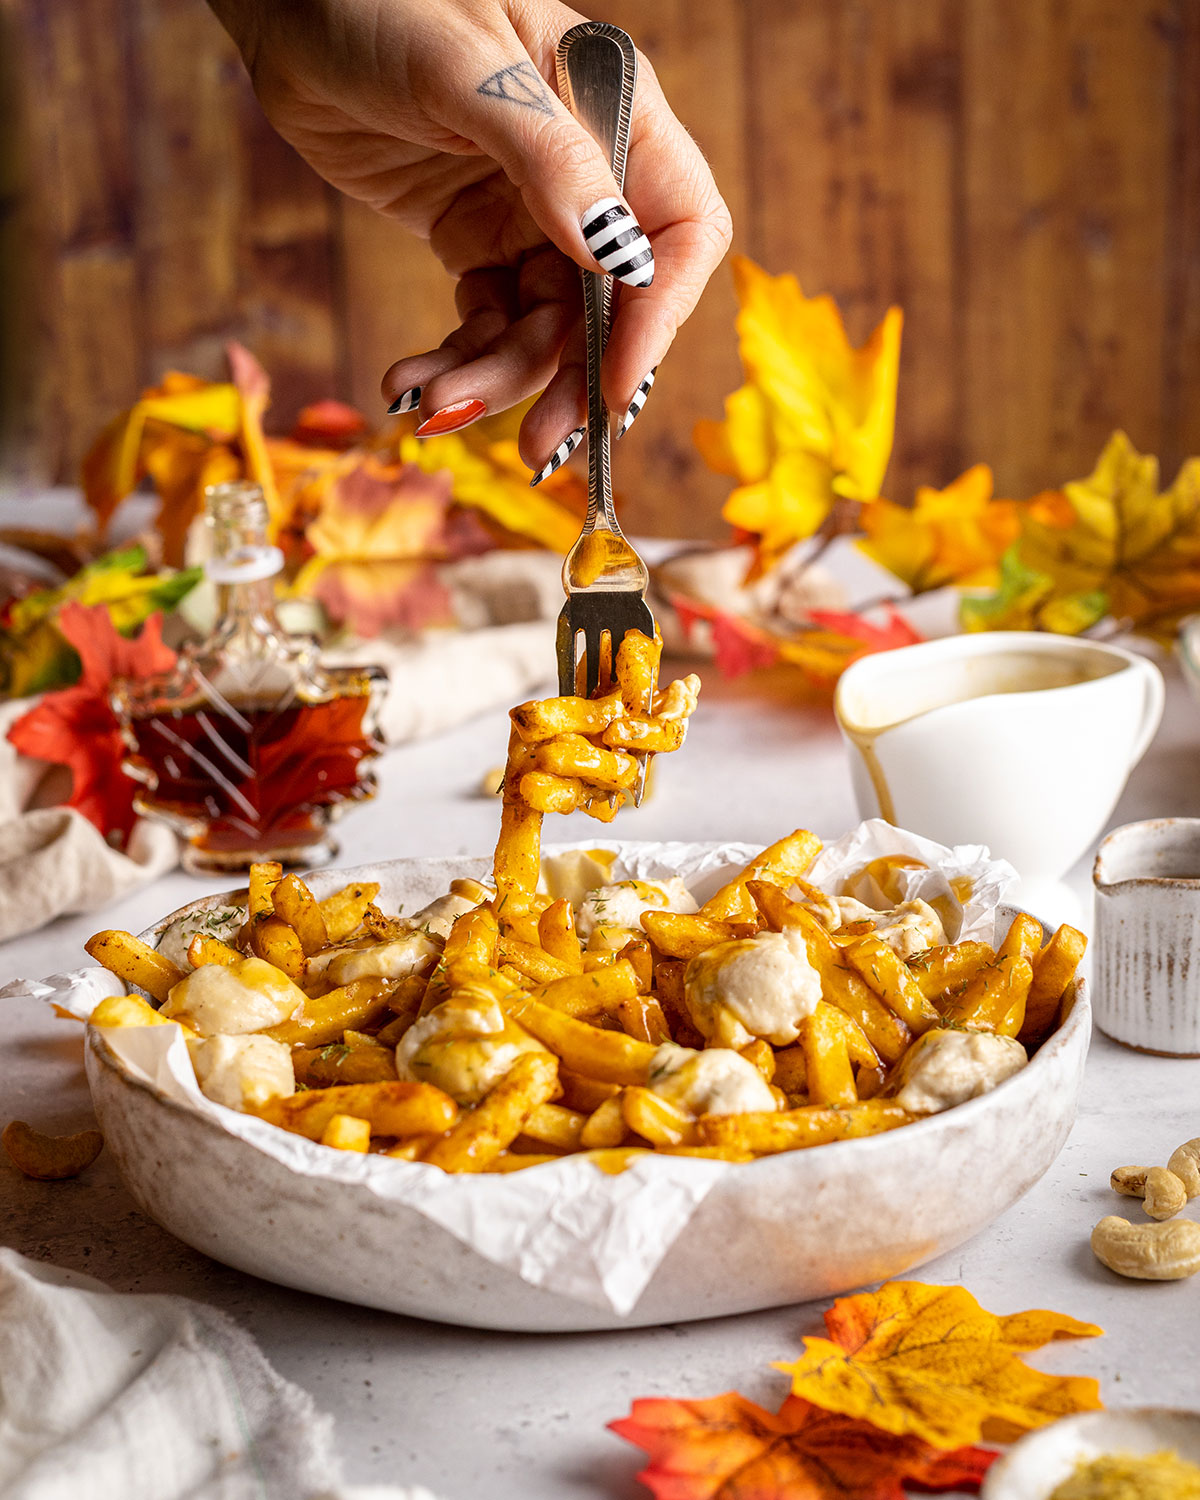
[776,1281,1102,1450]
[397,430,581,553]
[859,464,1019,593]
[1016,430,1200,638]
[697,256,902,575]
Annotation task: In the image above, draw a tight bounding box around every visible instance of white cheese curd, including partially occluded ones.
[318,930,440,986]
[796,892,946,959]
[187,1033,295,1112]
[400,890,485,941]
[541,848,618,906]
[684,927,822,1048]
[648,1042,777,1117]
[395,993,546,1105]
[575,878,697,939]
[155,905,246,971]
[161,957,305,1036]
[893,1029,1027,1115]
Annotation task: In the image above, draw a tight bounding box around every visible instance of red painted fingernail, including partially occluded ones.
[414,398,487,437]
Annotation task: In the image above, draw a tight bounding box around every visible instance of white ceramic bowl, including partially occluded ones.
[982,1407,1200,1498]
[85,850,1091,1331]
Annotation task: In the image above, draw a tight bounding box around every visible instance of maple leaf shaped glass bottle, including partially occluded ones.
[113,482,386,873]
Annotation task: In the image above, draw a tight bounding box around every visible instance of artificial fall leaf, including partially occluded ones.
[776,1281,1102,1450]
[773,607,923,690]
[1011,429,1200,640]
[698,257,902,576]
[958,545,1107,636]
[291,400,369,449]
[7,602,175,843]
[610,1392,996,1500]
[858,465,1019,593]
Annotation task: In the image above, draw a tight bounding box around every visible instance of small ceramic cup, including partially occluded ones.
[834,631,1164,883]
[1093,818,1200,1055]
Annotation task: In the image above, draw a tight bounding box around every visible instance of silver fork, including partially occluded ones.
[554,22,657,766]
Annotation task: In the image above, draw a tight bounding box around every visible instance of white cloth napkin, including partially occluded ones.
[0,1250,443,1500]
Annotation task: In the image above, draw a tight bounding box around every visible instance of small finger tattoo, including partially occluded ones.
[477,61,554,117]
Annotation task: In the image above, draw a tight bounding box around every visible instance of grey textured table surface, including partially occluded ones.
[2,536,1199,1497]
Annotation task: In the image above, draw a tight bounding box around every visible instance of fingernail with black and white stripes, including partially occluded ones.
[387,386,421,416]
[581,198,654,287]
[530,426,585,487]
[617,368,657,439]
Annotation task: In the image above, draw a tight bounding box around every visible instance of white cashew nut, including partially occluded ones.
[1110,1165,1149,1197]
[1167,1138,1200,1199]
[1091,1215,1200,1280]
[1143,1166,1187,1221]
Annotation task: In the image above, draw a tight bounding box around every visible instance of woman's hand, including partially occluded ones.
[208,0,732,480]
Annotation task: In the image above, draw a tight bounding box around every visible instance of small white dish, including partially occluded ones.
[982,1407,1200,1498]
[84,845,1090,1331]
[835,631,1164,884]
[1093,818,1200,1055]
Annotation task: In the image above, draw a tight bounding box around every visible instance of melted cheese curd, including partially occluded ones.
[796,892,946,959]
[684,927,821,1048]
[576,878,697,944]
[649,1042,776,1115]
[892,1029,1027,1114]
[396,989,547,1105]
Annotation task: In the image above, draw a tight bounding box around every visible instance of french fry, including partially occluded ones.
[746,879,795,931]
[498,935,575,987]
[293,1040,398,1088]
[786,908,912,1063]
[601,716,686,755]
[320,1114,371,1152]
[521,1101,586,1151]
[250,915,306,983]
[856,1062,887,1099]
[272,874,329,956]
[581,1147,651,1173]
[486,1151,562,1172]
[998,912,1043,964]
[618,994,672,1046]
[383,1136,439,1161]
[800,1004,858,1107]
[537,899,583,971]
[621,1086,696,1147]
[519,771,587,815]
[510,692,622,743]
[494,728,543,900]
[557,1067,620,1114]
[907,941,995,1001]
[640,911,746,960]
[771,1044,807,1094]
[698,1100,912,1156]
[701,830,822,922]
[510,998,659,1085]
[528,960,640,1019]
[422,1052,559,1172]
[939,954,1034,1033]
[739,1038,776,1082]
[248,862,282,922]
[89,993,196,1039]
[186,934,242,969]
[532,735,639,792]
[658,1144,754,1162]
[617,938,653,992]
[443,906,499,970]
[1020,924,1088,1045]
[579,1092,629,1148]
[264,978,393,1047]
[84,930,185,1004]
[615,628,657,713]
[843,935,941,1034]
[318,881,381,943]
[253,1081,458,1141]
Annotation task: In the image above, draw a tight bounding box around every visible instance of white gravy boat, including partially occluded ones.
[834,632,1164,883]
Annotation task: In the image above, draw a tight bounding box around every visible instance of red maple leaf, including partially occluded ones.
[806,606,923,654]
[672,597,780,678]
[610,1392,996,1500]
[7,601,176,845]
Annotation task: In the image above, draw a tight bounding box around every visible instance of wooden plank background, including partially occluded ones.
[2,0,1198,539]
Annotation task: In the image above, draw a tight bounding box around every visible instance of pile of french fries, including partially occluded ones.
[84,631,1087,1175]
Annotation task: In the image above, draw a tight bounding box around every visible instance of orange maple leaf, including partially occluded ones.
[7,602,175,844]
[610,1392,996,1499]
[858,464,1019,593]
[776,1281,1102,1450]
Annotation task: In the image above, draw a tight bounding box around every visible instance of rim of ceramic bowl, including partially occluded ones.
[1093,816,1200,891]
[1178,615,1200,679]
[87,848,1092,1185]
[981,1406,1200,1499]
[833,629,1152,733]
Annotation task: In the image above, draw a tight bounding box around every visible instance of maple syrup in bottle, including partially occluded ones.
[113,482,387,873]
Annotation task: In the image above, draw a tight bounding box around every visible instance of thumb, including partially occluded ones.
[454,51,655,288]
